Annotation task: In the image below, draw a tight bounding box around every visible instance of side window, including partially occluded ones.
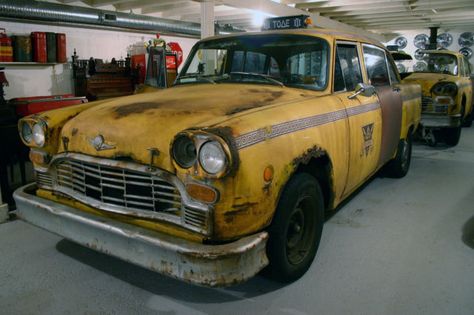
[363,45,390,86]
[334,52,346,92]
[387,57,400,84]
[459,57,466,77]
[334,43,363,91]
[462,57,471,77]
[466,59,473,75]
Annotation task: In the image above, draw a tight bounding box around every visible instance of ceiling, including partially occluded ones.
[54,0,474,34]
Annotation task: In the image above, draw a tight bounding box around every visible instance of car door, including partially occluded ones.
[362,44,403,168]
[334,41,382,196]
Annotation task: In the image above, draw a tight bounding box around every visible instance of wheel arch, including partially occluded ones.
[294,154,334,211]
[275,148,335,213]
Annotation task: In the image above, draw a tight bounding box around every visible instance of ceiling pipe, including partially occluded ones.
[0,0,202,37]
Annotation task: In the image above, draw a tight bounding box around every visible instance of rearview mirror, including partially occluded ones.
[348,83,375,99]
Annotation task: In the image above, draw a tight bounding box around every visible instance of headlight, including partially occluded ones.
[20,121,33,144]
[32,123,46,147]
[199,141,227,174]
[431,82,457,97]
[172,134,197,168]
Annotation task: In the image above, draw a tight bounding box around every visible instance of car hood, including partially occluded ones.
[402,72,458,95]
[60,83,317,171]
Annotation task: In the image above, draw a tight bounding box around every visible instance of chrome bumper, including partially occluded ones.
[13,184,269,287]
[421,113,461,128]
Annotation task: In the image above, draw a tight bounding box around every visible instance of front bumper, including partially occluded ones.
[421,113,461,128]
[13,184,269,287]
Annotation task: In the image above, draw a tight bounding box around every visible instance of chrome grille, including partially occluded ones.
[184,206,209,229]
[34,154,212,235]
[421,96,433,112]
[421,96,448,114]
[55,159,181,213]
[36,171,53,188]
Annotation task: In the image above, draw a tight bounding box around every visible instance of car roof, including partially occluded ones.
[199,27,385,50]
[422,50,464,58]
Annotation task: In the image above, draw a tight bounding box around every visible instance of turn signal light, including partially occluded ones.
[186,183,218,204]
[263,165,274,182]
[29,150,50,165]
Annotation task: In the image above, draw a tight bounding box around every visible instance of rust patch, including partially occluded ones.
[223,202,258,224]
[292,145,326,166]
[226,90,284,115]
[114,102,164,118]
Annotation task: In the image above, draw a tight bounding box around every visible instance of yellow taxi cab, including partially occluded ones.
[402,50,473,146]
[14,16,421,287]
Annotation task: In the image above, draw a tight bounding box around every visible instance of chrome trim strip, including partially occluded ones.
[235,102,380,150]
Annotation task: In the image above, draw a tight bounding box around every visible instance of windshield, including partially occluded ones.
[177,34,329,91]
[415,53,458,76]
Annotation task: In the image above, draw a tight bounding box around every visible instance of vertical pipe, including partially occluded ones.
[428,27,439,50]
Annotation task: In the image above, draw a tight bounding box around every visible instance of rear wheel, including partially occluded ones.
[385,132,412,178]
[444,127,462,146]
[265,173,324,283]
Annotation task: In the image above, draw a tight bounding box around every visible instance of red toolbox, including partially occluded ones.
[56,33,67,63]
[0,28,13,62]
[31,32,47,63]
[10,94,88,117]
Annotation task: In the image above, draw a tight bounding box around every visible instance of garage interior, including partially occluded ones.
[1,0,473,314]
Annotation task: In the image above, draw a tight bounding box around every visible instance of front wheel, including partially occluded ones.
[265,173,324,283]
[444,127,461,146]
[385,132,412,178]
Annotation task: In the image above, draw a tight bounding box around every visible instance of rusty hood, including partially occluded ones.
[402,72,458,96]
[60,83,317,171]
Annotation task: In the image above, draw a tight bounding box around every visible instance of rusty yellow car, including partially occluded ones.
[402,50,473,146]
[14,26,421,287]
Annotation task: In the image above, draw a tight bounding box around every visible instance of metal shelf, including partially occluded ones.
[0,62,67,67]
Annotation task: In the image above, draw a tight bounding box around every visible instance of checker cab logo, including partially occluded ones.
[361,123,374,157]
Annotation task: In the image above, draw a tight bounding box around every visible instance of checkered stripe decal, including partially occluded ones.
[235,102,380,150]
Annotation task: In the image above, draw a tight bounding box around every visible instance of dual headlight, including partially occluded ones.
[172,133,231,176]
[19,120,46,147]
[431,82,458,97]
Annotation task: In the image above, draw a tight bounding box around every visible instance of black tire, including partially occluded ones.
[265,173,324,283]
[385,132,412,178]
[444,127,461,146]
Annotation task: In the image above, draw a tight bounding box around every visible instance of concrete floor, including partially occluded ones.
[1,128,474,315]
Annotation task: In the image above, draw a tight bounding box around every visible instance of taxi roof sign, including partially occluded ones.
[262,15,312,31]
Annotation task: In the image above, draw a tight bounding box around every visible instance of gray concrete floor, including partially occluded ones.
[1,128,474,315]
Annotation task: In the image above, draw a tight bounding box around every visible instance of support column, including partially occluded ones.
[200,0,215,39]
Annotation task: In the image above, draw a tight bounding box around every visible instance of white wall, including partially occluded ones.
[385,29,474,68]
[2,21,198,99]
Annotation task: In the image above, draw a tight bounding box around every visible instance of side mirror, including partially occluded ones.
[348,83,376,99]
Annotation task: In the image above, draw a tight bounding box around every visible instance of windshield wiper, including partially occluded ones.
[228,72,285,87]
[176,74,216,84]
